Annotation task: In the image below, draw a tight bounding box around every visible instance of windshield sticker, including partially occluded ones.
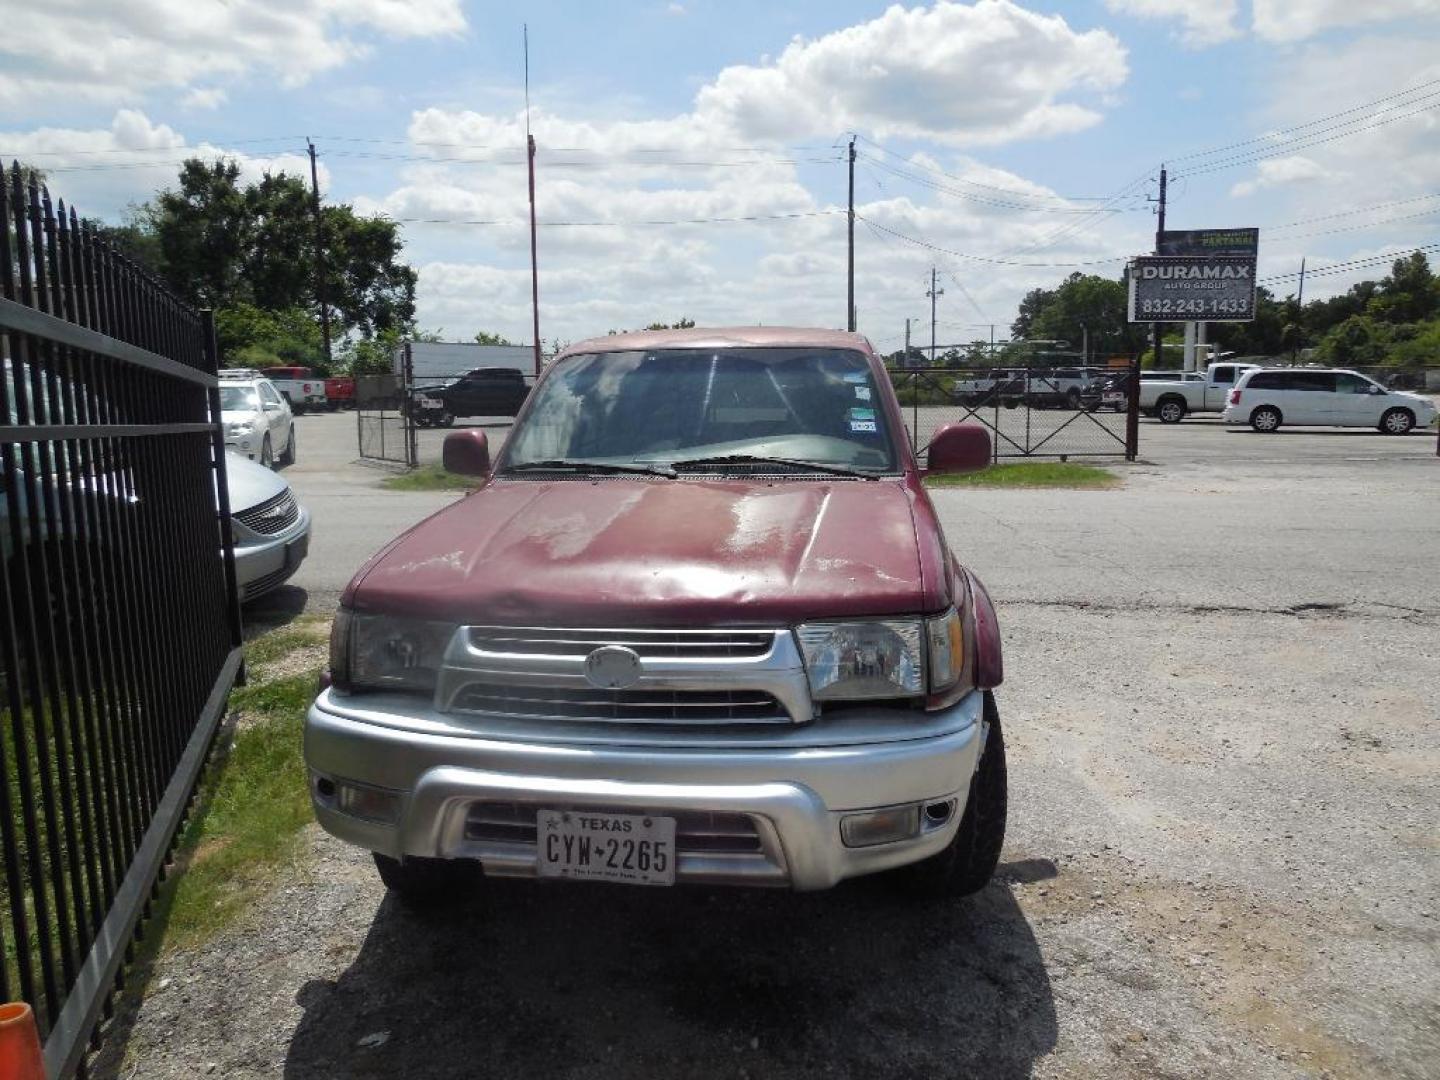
[853,385,871,401]
[848,407,875,421]
[849,419,878,433]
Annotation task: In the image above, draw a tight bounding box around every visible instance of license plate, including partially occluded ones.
[535,809,676,886]
[1103,392,1124,404]
[417,396,442,408]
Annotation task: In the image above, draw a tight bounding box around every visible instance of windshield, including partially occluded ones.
[503,347,897,473]
[220,386,259,411]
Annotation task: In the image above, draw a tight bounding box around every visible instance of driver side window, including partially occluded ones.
[1334,373,1373,395]
[260,383,283,409]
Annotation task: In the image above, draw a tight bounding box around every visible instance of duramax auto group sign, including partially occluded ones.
[1128,227,1259,323]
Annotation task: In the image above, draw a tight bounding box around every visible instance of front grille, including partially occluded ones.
[451,683,789,725]
[467,626,773,659]
[234,489,299,536]
[465,803,763,854]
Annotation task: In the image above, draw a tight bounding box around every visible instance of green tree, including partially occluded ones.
[473,330,514,345]
[1010,286,1055,340]
[1025,273,1145,360]
[214,303,323,368]
[1366,251,1439,324]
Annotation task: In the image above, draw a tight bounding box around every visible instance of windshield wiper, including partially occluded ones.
[668,454,879,480]
[502,458,677,478]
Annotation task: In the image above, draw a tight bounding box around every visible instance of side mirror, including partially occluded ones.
[442,429,490,477]
[926,423,991,475]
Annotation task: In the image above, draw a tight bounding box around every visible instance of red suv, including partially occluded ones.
[306,327,1005,903]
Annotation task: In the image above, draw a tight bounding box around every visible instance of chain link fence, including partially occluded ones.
[355,373,415,467]
[889,365,1139,461]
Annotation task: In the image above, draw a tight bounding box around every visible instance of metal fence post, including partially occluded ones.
[404,341,417,468]
[1126,359,1140,461]
[202,310,243,652]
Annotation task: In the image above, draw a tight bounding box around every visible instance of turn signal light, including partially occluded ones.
[1228,389,1241,406]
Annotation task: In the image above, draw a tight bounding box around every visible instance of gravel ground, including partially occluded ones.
[96,430,1440,1080]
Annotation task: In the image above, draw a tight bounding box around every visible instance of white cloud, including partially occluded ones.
[0,111,329,219]
[1252,0,1439,42]
[180,87,228,110]
[1105,0,1239,47]
[1230,155,1332,196]
[0,0,466,109]
[692,0,1127,145]
[667,2,687,14]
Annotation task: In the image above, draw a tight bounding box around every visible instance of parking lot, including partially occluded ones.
[90,409,1440,1079]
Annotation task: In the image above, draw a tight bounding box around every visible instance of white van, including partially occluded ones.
[1222,368,1437,434]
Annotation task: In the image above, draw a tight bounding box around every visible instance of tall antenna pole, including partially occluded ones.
[525,25,541,376]
[846,136,856,332]
[307,138,332,368]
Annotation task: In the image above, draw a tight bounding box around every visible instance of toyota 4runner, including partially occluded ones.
[306,327,1007,902]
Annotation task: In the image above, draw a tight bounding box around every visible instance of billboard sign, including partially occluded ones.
[1127,256,1256,322]
[1158,228,1258,257]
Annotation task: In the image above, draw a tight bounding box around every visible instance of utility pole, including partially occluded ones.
[307,138,332,368]
[927,267,943,366]
[524,27,541,376]
[1152,164,1167,372]
[1291,256,1308,363]
[1296,256,1307,305]
[846,137,856,332]
[903,317,911,367]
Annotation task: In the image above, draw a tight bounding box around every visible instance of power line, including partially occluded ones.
[857,152,1115,214]
[383,208,846,228]
[1168,78,1440,165]
[853,134,1111,201]
[1259,243,1440,283]
[855,214,1130,268]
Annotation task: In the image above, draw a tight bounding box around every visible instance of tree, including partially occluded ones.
[474,330,514,345]
[1023,273,1145,360]
[645,318,696,331]
[1366,251,1439,324]
[1010,286,1055,340]
[214,303,323,369]
[133,157,417,337]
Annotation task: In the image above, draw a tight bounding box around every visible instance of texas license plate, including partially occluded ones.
[535,809,676,886]
[416,395,442,408]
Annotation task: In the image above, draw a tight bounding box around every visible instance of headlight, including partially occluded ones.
[796,610,965,702]
[796,620,924,700]
[228,420,255,436]
[329,608,454,693]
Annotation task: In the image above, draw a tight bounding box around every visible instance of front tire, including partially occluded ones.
[1250,405,1282,433]
[1380,408,1415,435]
[259,434,274,469]
[896,692,1007,899]
[280,426,296,466]
[436,411,456,428]
[373,853,483,909]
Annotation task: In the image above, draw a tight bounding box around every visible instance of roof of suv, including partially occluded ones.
[560,326,872,358]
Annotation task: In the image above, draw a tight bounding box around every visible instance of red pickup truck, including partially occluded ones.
[324,376,355,411]
[306,326,1006,905]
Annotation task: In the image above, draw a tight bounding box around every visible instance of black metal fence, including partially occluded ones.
[889,365,1139,461]
[0,163,242,1076]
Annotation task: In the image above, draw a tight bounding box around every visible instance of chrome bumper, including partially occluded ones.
[304,688,986,891]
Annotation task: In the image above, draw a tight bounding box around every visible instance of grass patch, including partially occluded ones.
[153,631,324,951]
[925,461,1119,489]
[381,464,477,492]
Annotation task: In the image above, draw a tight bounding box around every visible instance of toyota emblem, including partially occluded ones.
[583,645,642,689]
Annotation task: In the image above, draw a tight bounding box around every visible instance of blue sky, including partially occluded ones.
[4,1,1439,350]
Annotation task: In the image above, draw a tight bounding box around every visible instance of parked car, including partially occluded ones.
[226,451,311,602]
[951,368,1025,406]
[307,326,1007,905]
[324,376,355,411]
[219,374,295,469]
[409,366,530,427]
[259,365,326,413]
[1140,362,1260,423]
[1222,367,1438,433]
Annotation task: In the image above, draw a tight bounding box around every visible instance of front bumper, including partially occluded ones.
[304,688,986,891]
[231,506,311,601]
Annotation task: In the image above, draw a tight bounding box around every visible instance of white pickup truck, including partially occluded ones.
[1140,362,1259,423]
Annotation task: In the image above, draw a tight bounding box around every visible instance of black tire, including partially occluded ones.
[280,426,296,466]
[373,853,483,909]
[1156,397,1187,424]
[437,411,456,428]
[896,692,1007,899]
[259,434,274,469]
[1066,387,1082,409]
[1379,407,1415,435]
[1250,405,1282,433]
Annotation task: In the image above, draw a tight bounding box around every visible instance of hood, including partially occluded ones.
[348,477,939,627]
[224,452,288,512]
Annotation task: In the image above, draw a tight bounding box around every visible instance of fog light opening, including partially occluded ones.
[923,799,954,826]
[314,775,336,799]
